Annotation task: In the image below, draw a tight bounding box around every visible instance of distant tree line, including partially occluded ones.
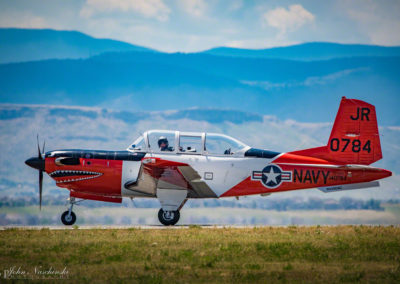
[190,197,386,211]
[0,196,393,211]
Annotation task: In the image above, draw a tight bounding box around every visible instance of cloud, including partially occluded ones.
[262,4,315,34]
[224,38,298,49]
[179,0,207,17]
[80,0,171,22]
[342,0,400,45]
[0,13,47,29]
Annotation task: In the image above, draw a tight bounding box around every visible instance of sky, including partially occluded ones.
[0,0,399,52]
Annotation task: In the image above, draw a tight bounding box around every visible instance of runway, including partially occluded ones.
[1,224,393,230]
[0,225,268,230]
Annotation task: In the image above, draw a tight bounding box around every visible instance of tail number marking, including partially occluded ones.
[350,107,370,121]
[330,138,371,153]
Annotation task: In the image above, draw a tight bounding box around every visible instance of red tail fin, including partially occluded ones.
[290,97,382,165]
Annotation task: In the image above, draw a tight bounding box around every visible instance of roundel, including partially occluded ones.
[251,164,292,189]
[261,164,283,188]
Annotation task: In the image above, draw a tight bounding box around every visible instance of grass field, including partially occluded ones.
[1,226,399,283]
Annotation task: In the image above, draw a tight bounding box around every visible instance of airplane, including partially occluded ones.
[25,97,392,226]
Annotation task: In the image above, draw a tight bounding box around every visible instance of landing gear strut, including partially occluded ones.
[61,197,77,225]
[156,189,186,226]
[158,208,180,226]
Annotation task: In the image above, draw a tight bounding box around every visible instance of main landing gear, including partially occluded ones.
[158,208,180,226]
[61,197,78,225]
[156,188,187,226]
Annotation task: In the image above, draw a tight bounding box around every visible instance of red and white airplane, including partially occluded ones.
[25,97,392,225]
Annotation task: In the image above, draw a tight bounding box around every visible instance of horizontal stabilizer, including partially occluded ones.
[318,181,379,193]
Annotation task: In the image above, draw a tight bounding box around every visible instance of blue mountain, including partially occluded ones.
[2,28,400,63]
[203,42,400,61]
[0,28,155,63]
[0,28,399,125]
[0,51,399,124]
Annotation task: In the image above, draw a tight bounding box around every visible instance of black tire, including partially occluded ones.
[61,211,76,226]
[158,208,180,226]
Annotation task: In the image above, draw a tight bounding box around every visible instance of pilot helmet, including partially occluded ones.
[158,136,169,147]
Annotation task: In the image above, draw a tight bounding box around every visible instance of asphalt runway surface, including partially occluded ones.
[2,224,394,230]
[0,225,285,230]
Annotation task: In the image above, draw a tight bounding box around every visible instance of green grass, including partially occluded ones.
[0,226,399,283]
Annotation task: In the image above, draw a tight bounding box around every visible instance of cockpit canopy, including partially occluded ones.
[128,130,249,156]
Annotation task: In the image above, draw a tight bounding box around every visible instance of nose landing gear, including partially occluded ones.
[61,197,78,225]
[61,210,76,225]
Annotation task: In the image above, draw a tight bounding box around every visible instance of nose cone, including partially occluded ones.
[25,157,45,171]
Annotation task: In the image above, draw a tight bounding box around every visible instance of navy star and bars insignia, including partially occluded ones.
[252,164,292,189]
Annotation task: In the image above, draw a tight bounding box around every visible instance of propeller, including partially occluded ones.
[25,135,46,210]
[37,135,45,210]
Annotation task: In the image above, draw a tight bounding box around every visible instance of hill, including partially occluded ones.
[0,28,155,63]
[0,29,399,125]
[2,28,400,62]
[0,52,399,124]
[203,42,400,60]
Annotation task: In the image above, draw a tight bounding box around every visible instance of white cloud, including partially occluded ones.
[262,4,315,34]
[179,0,207,17]
[80,0,171,22]
[0,13,47,29]
[342,0,400,45]
[224,40,246,48]
[224,38,298,50]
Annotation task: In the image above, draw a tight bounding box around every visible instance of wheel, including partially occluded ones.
[158,208,180,226]
[61,211,76,226]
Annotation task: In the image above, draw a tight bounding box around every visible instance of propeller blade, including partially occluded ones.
[39,170,43,210]
[37,134,42,159]
[31,135,45,210]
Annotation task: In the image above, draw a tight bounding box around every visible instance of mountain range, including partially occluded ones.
[0,28,154,64]
[2,28,400,63]
[203,42,400,61]
[0,28,399,125]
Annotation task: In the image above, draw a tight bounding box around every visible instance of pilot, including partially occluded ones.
[158,136,172,151]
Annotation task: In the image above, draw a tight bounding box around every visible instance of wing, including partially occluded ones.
[177,165,217,198]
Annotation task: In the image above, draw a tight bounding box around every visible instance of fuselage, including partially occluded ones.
[42,147,391,202]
